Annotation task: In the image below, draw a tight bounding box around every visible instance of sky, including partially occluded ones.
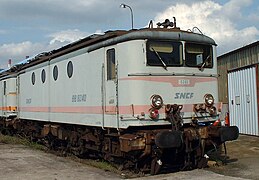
[0,0,258,69]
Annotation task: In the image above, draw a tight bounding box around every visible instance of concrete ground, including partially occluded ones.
[208,135,259,180]
[0,143,121,180]
[0,135,258,180]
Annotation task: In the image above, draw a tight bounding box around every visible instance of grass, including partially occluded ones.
[77,158,120,174]
[0,133,46,151]
[0,133,122,175]
[75,158,136,178]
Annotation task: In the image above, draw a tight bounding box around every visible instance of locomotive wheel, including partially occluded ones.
[150,157,162,175]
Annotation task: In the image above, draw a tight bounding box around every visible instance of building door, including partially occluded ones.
[228,65,259,136]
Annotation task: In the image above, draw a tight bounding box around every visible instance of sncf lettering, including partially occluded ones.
[174,93,194,99]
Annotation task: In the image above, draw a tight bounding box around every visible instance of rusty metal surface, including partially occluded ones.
[119,133,146,152]
[42,124,50,136]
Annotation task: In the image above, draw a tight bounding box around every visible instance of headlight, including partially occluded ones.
[151,94,163,109]
[204,94,214,106]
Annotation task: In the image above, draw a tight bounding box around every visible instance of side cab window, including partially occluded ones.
[107,48,116,80]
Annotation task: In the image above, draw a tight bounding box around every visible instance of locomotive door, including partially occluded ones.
[103,47,119,129]
[104,47,118,113]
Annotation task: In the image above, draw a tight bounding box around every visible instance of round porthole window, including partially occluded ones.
[31,72,35,85]
[67,61,73,78]
[41,69,46,83]
[53,65,58,81]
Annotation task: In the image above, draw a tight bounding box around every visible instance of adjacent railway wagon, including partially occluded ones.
[0,19,238,174]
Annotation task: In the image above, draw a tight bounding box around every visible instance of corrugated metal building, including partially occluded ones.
[228,65,259,135]
[217,41,259,136]
[218,41,259,103]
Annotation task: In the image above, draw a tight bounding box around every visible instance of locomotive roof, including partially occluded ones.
[0,27,216,78]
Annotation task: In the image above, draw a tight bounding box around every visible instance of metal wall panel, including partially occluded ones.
[228,65,259,136]
[218,41,259,103]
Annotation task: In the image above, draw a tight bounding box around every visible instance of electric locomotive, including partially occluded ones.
[0,18,238,174]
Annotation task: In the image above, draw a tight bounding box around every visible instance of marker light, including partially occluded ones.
[209,106,217,115]
[149,108,159,119]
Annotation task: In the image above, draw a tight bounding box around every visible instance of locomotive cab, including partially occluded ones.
[117,31,220,126]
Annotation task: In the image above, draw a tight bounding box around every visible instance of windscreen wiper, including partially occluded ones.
[151,47,168,70]
[199,55,211,71]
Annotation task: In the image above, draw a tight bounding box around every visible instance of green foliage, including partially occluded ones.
[88,160,118,172]
[70,156,120,174]
[0,134,45,151]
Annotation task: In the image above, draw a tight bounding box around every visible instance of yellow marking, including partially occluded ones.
[0,106,17,111]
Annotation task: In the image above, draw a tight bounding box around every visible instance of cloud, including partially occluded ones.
[221,0,252,21]
[48,29,89,45]
[0,0,117,26]
[0,29,95,69]
[0,0,258,69]
[0,41,70,69]
[154,0,259,55]
[0,41,41,69]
